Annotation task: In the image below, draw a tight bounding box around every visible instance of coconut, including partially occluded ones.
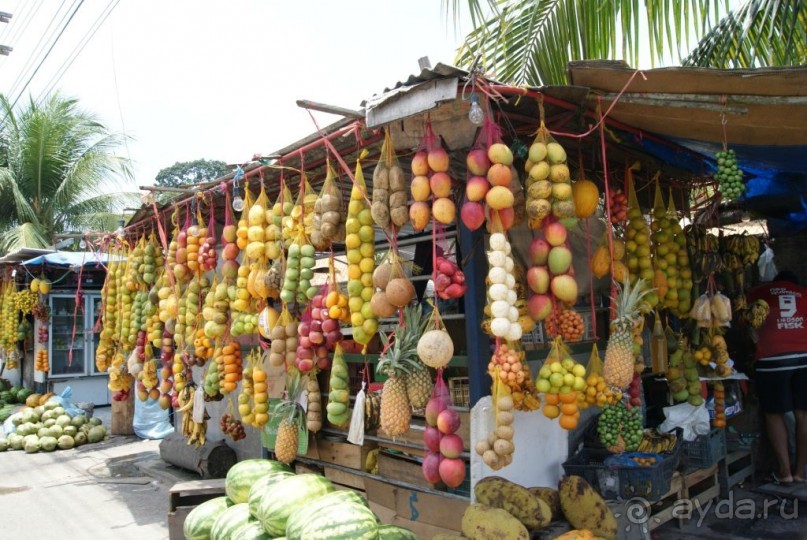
[385,278,415,308]
[370,291,396,318]
[372,262,392,289]
[417,329,455,368]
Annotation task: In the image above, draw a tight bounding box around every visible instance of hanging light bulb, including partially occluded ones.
[115,219,125,237]
[78,238,87,249]
[468,92,485,126]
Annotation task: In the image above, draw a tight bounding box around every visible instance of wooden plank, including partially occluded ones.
[365,477,397,510]
[390,516,461,538]
[324,465,366,491]
[377,451,432,490]
[307,437,377,470]
[168,507,193,540]
[169,478,226,494]
[394,485,468,531]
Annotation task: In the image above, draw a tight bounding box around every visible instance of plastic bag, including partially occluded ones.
[658,401,711,442]
[347,381,366,445]
[45,387,85,418]
[133,394,175,440]
[757,245,777,282]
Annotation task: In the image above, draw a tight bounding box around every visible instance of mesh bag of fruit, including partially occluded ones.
[372,128,409,232]
[311,158,344,250]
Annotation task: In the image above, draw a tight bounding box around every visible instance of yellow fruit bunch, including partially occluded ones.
[13,290,38,314]
[35,348,49,372]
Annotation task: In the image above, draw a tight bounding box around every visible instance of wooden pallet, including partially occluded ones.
[645,464,719,533]
[718,449,754,499]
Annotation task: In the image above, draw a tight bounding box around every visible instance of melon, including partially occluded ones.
[378,524,419,539]
[210,503,254,540]
[256,474,334,536]
[184,496,230,540]
[225,459,291,504]
[230,522,270,540]
[247,469,295,518]
[286,490,378,540]
[417,329,454,369]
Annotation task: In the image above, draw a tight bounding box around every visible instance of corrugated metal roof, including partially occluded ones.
[0,247,54,265]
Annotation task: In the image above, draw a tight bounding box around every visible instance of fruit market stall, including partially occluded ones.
[18,251,111,406]
[100,61,804,538]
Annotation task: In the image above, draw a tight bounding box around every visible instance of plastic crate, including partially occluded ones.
[682,428,727,470]
[448,377,470,408]
[563,443,680,502]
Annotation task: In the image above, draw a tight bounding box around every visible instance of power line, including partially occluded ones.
[8,0,84,110]
[5,0,70,102]
[0,0,28,43]
[38,0,119,101]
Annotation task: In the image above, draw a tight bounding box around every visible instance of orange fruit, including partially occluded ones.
[561,403,578,415]
[545,393,560,406]
[559,415,578,430]
[542,404,560,419]
[559,392,577,404]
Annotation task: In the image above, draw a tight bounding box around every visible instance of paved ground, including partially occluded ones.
[0,406,194,540]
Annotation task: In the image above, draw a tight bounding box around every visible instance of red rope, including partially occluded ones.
[67,251,87,368]
[585,218,598,340]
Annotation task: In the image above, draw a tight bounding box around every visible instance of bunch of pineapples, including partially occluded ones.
[377,304,432,437]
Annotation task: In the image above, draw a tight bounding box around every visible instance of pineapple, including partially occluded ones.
[406,365,433,409]
[275,417,299,464]
[603,278,651,390]
[378,305,427,437]
[273,373,304,464]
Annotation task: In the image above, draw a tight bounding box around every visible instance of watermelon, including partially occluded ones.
[210,503,253,540]
[287,498,379,540]
[230,521,270,540]
[183,496,229,540]
[256,474,334,536]
[0,391,12,403]
[378,524,419,539]
[247,469,295,518]
[285,490,371,539]
[225,459,291,504]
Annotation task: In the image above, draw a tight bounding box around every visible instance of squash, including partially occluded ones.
[572,179,599,218]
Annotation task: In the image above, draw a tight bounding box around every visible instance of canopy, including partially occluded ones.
[22,251,112,267]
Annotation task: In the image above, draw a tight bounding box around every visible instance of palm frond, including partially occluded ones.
[0,222,50,254]
[454,0,734,86]
[683,0,807,68]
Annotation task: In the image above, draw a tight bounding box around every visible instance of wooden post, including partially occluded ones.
[459,225,490,406]
[111,376,135,435]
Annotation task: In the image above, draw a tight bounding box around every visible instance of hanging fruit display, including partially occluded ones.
[422,374,465,488]
[486,232,522,340]
[326,344,351,428]
[281,239,317,304]
[274,374,305,464]
[371,128,409,231]
[607,188,629,224]
[650,183,693,316]
[410,123,456,230]
[220,412,246,442]
[306,374,323,433]
[715,148,744,200]
[624,171,655,290]
[311,159,345,250]
[712,382,726,428]
[268,306,298,370]
[488,342,540,411]
[475,373,515,471]
[433,256,467,300]
[571,177,599,219]
[525,122,573,228]
[603,278,651,391]
[346,155,377,348]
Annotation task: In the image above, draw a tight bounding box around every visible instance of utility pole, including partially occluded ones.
[0,11,12,56]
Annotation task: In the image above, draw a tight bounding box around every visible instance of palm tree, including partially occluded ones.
[449,0,806,86]
[0,94,137,253]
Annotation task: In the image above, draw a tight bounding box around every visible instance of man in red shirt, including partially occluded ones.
[748,270,807,484]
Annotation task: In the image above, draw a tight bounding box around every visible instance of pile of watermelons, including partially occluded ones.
[0,379,34,407]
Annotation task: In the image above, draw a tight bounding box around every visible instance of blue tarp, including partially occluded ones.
[21,251,114,267]
[618,131,807,234]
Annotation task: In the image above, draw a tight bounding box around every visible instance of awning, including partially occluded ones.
[0,247,55,265]
[21,251,113,267]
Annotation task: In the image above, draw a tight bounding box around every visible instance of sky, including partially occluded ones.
[0,0,473,186]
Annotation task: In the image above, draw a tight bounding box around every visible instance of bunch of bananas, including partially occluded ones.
[742,298,770,328]
[721,234,761,270]
[637,429,678,453]
[13,290,38,314]
[686,225,723,282]
[178,385,208,446]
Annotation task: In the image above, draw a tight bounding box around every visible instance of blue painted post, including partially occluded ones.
[459,224,490,406]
